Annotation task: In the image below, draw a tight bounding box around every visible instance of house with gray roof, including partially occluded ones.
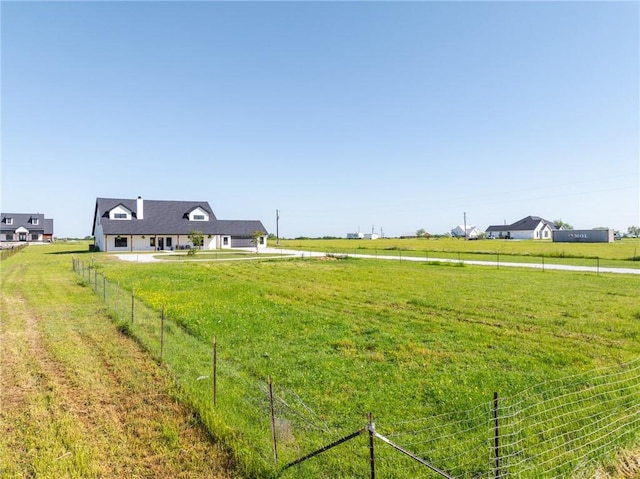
[486,216,557,240]
[450,225,480,239]
[1,212,54,244]
[92,197,267,252]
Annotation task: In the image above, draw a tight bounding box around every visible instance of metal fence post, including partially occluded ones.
[268,375,278,467]
[493,392,500,479]
[160,305,165,360]
[213,336,217,406]
[368,413,375,479]
[131,288,135,324]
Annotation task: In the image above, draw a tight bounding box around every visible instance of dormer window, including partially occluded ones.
[109,205,131,220]
[31,218,39,225]
[188,207,209,222]
[5,218,12,225]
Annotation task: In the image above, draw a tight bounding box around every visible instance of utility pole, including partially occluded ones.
[464,212,467,241]
[276,209,280,245]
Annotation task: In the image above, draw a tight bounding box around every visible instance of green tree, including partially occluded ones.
[553,219,573,230]
[627,226,640,237]
[188,230,204,255]
[251,230,265,254]
[416,228,426,238]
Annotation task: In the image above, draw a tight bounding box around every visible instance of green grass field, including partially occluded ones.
[0,242,235,478]
[276,237,640,269]
[92,245,640,478]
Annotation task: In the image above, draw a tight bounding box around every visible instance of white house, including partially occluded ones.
[486,216,556,240]
[450,225,480,239]
[92,197,267,252]
[1,212,54,244]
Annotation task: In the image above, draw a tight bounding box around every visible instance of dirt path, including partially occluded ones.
[0,251,238,478]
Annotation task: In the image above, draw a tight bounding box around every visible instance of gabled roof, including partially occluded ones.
[93,197,266,236]
[43,219,54,235]
[486,216,557,232]
[212,220,267,236]
[508,216,556,231]
[1,213,52,234]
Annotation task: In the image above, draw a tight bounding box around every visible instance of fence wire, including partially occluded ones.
[73,258,640,478]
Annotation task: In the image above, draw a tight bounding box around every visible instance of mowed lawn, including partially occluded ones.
[99,253,640,476]
[278,237,640,268]
[0,243,237,479]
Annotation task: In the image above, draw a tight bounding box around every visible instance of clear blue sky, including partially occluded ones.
[2,1,638,238]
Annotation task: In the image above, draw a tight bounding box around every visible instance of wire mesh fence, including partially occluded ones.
[0,243,28,261]
[303,247,640,272]
[497,361,640,478]
[73,257,640,478]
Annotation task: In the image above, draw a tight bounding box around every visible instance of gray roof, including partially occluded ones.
[486,216,557,232]
[1,212,54,235]
[93,198,267,236]
[508,216,556,231]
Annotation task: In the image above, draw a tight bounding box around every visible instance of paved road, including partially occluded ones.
[115,248,640,275]
[262,248,640,275]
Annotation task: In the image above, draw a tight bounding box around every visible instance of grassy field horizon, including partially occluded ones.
[94,242,640,477]
[275,237,640,269]
[3,242,639,477]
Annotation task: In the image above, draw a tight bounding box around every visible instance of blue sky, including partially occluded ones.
[2,1,638,238]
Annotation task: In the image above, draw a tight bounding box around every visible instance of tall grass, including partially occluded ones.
[95,254,640,477]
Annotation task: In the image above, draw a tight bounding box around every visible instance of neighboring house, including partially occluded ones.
[92,197,267,252]
[450,225,480,239]
[486,216,557,240]
[1,212,54,244]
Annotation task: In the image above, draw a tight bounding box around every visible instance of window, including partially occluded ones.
[259,236,264,245]
[165,237,172,247]
[193,214,205,221]
[5,218,12,225]
[150,237,155,247]
[5,234,12,241]
[223,237,229,245]
[31,234,39,241]
[115,237,128,248]
[31,218,39,225]
[114,213,127,219]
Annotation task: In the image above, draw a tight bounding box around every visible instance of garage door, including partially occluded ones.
[230,237,253,248]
